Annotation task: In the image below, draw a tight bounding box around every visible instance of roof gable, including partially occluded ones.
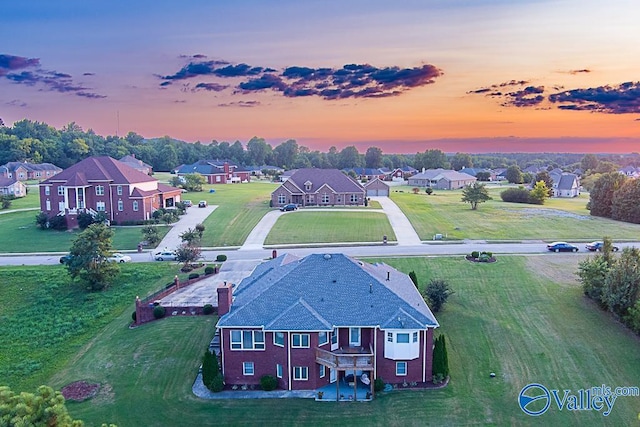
[283,168,364,194]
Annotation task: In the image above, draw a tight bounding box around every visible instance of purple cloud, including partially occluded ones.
[549,82,640,114]
[218,100,261,108]
[160,59,443,100]
[194,82,228,92]
[0,54,40,76]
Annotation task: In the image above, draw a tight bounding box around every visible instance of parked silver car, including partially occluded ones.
[154,250,177,261]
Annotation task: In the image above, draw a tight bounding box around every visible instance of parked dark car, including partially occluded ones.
[547,242,579,252]
[585,241,619,252]
[198,200,207,208]
[59,254,73,264]
[182,200,192,207]
[280,203,297,212]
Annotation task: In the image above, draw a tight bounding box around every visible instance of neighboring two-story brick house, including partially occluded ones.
[39,156,182,228]
[177,160,251,184]
[215,253,439,400]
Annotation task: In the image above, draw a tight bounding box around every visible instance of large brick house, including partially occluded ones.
[271,168,366,207]
[39,156,182,228]
[216,253,439,399]
[177,160,251,184]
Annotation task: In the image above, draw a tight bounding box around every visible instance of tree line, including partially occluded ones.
[1,119,638,172]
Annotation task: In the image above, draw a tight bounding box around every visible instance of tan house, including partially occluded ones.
[0,177,27,198]
[407,169,477,190]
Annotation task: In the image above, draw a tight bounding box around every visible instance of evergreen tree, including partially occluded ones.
[409,271,419,288]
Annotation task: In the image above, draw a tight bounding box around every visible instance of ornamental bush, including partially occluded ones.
[131,311,137,322]
[202,304,214,315]
[374,377,385,393]
[188,273,200,280]
[260,375,278,391]
[471,251,479,259]
[153,305,166,319]
[216,254,227,262]
[205,266,215,275]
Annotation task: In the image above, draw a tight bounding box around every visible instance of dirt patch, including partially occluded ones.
[61,381,100,402]
[525,255,584,286]
[503,208,590,221]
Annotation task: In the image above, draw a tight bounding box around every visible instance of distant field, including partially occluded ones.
[13,255,634,426]
[264,210,396,245]
[391,186,640,241]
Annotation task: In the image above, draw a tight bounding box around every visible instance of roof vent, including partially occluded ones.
[323,254,331,260]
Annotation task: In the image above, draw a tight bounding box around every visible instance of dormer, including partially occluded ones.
[304,180,312,191]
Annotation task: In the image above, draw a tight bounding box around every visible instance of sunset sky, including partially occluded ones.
[2,0,640,153]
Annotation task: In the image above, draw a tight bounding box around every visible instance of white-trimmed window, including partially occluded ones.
[96,201,106,212]
[273,332,284,347]
[413,332,418,343]
[397,333,410,344]
[117,185,122,195]
[133,201,139,211]
[243,362,254,376]
[350,194,358,203]
[216,176,221,182]
[387,332,393,343]
[58,186,65,196]
[318,331,328,346]
[44,186,50,196]
[321,193,330,204]
[396,362,407,376]
[45,200,51,211]
[293,366,308,381]
[95,185,104,196]
[319,365,326,378]
[291,333,309,348]
[230,330,265,350]
[349,328,360,346]
[278,194,286,204]
[117,200,124,211]
[276,364,283,379]
[331,328,338,346]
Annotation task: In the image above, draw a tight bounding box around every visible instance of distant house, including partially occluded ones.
[0,177,27,198]
[0,162,62,181]
[619,166,640,178]
[342,167,387,181]
[459,168,495,181]
[39,156,182,228]
[278,169,297,182]
[271,168,365,207]
[216,253,439,399]
[246,165,284,177]
[119,155,153,175]
[554,174,580,198]
[364,178,390,197]
[389,166,418,181]
[407,169,477,190]
[177,160,251,184]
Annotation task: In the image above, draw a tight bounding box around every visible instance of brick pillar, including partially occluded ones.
[217,281,233,315]
[426,328,434,381]
[135,296,142,325]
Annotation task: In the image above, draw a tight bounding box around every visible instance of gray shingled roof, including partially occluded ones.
[410,169,477,182]
[217,253,439,331]
[284,168,365,194]
[557,174,578,190]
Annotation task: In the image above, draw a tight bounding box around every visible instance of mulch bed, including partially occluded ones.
[465,255,497,263]
[61,381,100,402]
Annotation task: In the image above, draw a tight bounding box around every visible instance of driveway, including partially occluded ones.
[156,205,217,250]
[369,197,422,245]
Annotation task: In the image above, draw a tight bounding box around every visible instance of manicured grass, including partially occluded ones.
[265,211,396,244]
[5,256,635,425]
[0,263,182,392]
[196,182,277,247]
[0,210,169,252]
[2,190,40,210]
[391,186,640,241]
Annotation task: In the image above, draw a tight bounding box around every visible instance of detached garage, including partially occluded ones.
[364,178,390,196]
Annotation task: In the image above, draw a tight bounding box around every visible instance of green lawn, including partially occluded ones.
[265,211,396,245]
[1,256,636,425]
[3,190,40,210]
[391,186,640,241]
[195,182,277,247]
[0,210,169,252]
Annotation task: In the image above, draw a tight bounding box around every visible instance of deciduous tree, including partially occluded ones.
[505,165,523,184]
[365,146,383,168]
[588,172,627,218]
[0,385,84,427]
[66,223,120,291]
[461,182,491,210]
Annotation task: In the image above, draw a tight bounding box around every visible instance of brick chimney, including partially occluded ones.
[217,281,233,316]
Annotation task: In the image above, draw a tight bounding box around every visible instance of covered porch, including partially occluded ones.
[315,345,375,401]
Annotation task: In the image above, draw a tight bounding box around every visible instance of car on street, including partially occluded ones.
[585,241,619,252]
[547,242,579,252]
[183,200,192,207]
[279,203,298,212]
[108,253,132,263]
[59,254,73,264]
[154,250,178,261]
[198,200,207,208]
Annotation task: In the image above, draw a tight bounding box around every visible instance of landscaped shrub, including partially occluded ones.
[188,273,200,280]
[131,311,137,322]
[202,304,214,315]
[204,266,215,275]
[153,305,166,319]
[77,211,96,229]
[479,253,491,262]
[482,251,493,258]
[425,187,433,195]
[471,251,479,259]
[409,271,418,288]
[209,374,224,392]
[216,254,227,262]
[500,187,531,204]
[374,377,385,393]
[48,215,67,230]
[260,375,278,391]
